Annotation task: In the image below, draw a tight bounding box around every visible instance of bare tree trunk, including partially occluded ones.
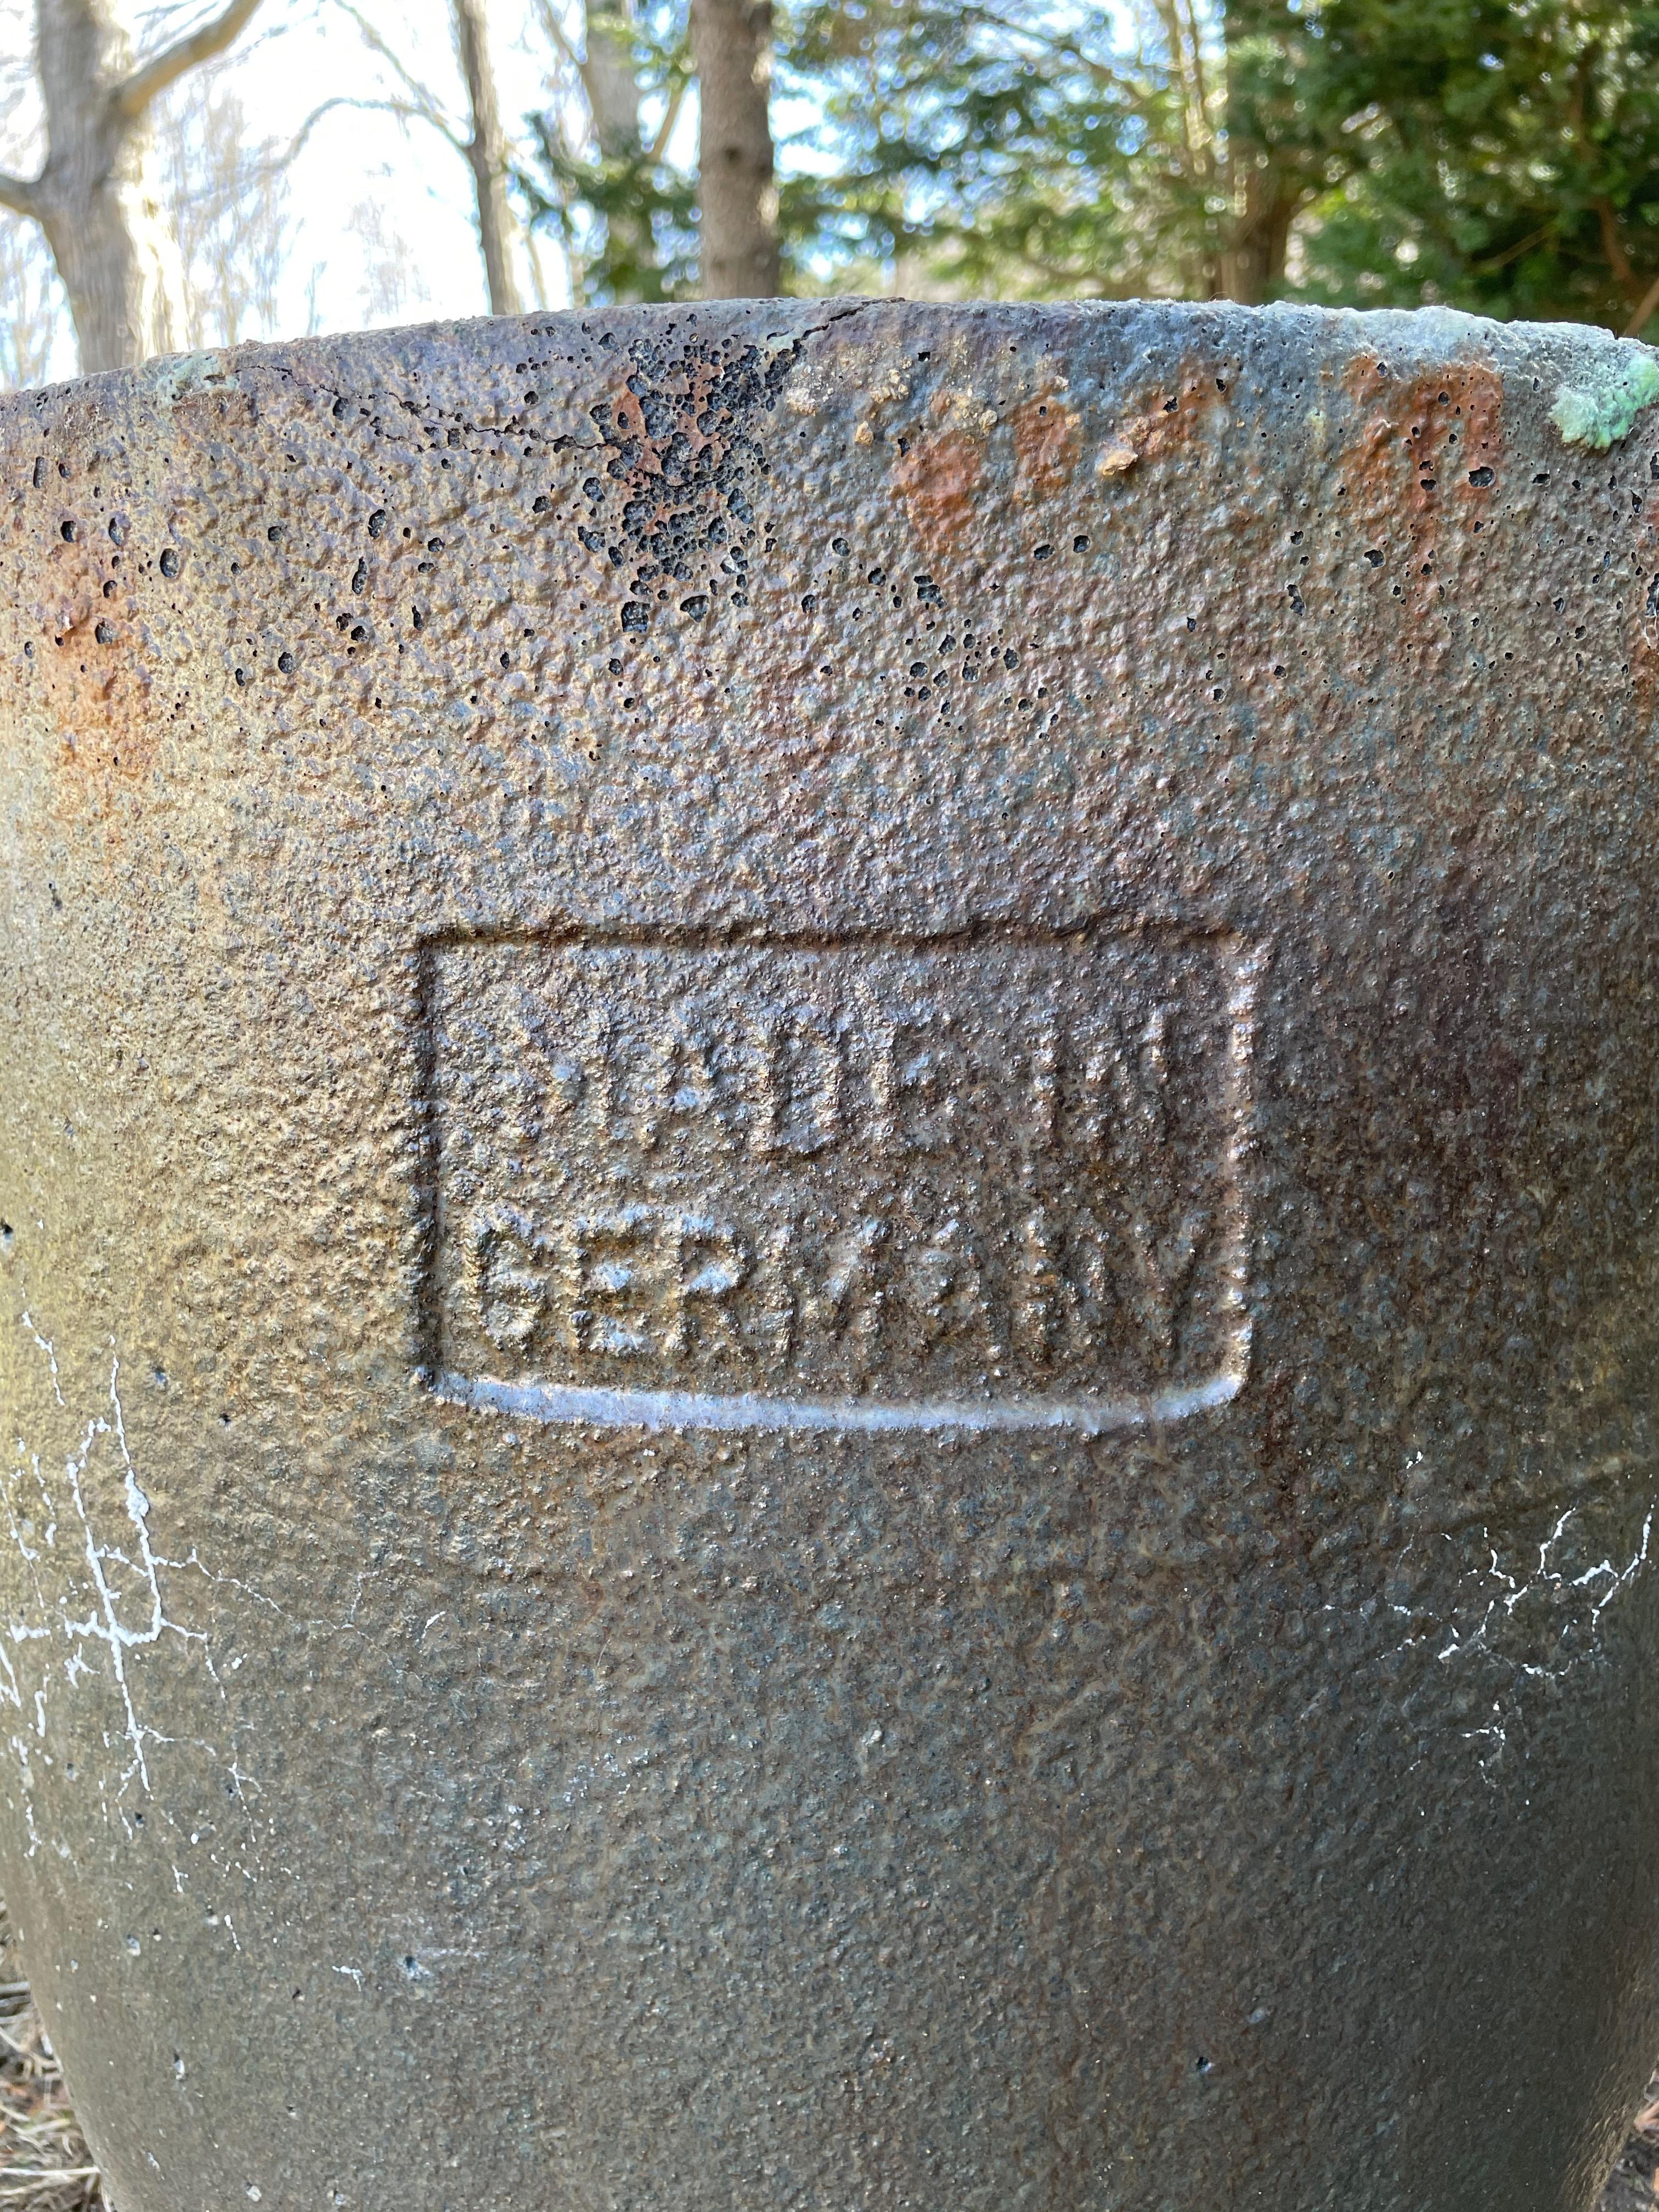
[1214,0,1300,303]
[453,0,522,317]
[0,0,263,373]
[579,1,658,298]
[690,0,778,298]
[1216,165,1300,303]
[580,3,644,163]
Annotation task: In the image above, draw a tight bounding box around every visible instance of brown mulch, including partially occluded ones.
[1601,2084,1659,2211]
[0,1914,106,2212]
[0,1894,1650,2210]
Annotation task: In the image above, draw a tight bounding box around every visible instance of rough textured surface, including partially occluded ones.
[1,299,1658,2210]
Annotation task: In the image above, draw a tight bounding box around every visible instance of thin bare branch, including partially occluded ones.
[330,0,456,137]
[1625,269,1659,337]
[281,92,462,163]
[532,0,580,73]
[647,77,685,165]
[114,0,267,119]
[0,171,40,221]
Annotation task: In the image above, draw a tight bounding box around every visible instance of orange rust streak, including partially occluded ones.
[1008,397,1080,501]
[1118,374,1224,469]
[1341,359,1504,528]
[40,536,157,821]
[891,430,987,560]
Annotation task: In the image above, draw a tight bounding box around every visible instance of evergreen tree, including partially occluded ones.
[521,0,1659,334]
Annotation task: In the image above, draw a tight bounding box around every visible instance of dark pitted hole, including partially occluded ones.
[1365,549,1384,566]
[278,650,295,673]
[268,523,283,543]
[59,519,75,541]
[620,600,650,631]
[368,509,388,538]
[1033,542,1053,560]
[800,593,817,613]
[832,535,848,554]
[94,619,114,644]
[108,515,127,545]
[160,548,180,578]
[1073,534,1089,551]
[608,656,623,674]
[427,537,444,552]
[1468,465,1495,487]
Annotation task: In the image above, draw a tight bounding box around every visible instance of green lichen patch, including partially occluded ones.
[1551,347,1659,450]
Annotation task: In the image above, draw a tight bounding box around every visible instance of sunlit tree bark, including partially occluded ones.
[0,0,263,371]
[690,0,778,297]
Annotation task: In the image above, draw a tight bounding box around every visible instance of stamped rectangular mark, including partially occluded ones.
[418,925,1264,1434]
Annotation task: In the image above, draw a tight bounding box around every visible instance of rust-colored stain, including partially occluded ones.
[1009,395,1081,502]
[891,427,986,557]
[38,529,156,820]
[1334,357,1505,627]
[600,345,751,501]
[1341,358,1503,530]
[1108,369,1230,475]
[575,336,804,627]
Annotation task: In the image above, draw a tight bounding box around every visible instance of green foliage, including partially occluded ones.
[776,0,1659,329]
[522,0,1659,331]
[520,2,698,305]
[775,1,1216,299]
[1291,0,1659,332]
[523,125,698,304]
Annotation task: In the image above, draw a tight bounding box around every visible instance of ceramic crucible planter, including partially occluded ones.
[1,300,1658,2209]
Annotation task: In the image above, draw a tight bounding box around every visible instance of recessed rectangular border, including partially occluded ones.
[413,920,1269,1438]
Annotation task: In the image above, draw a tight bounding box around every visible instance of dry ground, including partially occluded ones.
[0,1914,104,2212]
[0,1899,1650,2211]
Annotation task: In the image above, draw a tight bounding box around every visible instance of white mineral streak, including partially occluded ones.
[0,1322,290,1890]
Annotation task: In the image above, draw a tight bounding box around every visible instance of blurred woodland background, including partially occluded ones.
[2,0,1659,383]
